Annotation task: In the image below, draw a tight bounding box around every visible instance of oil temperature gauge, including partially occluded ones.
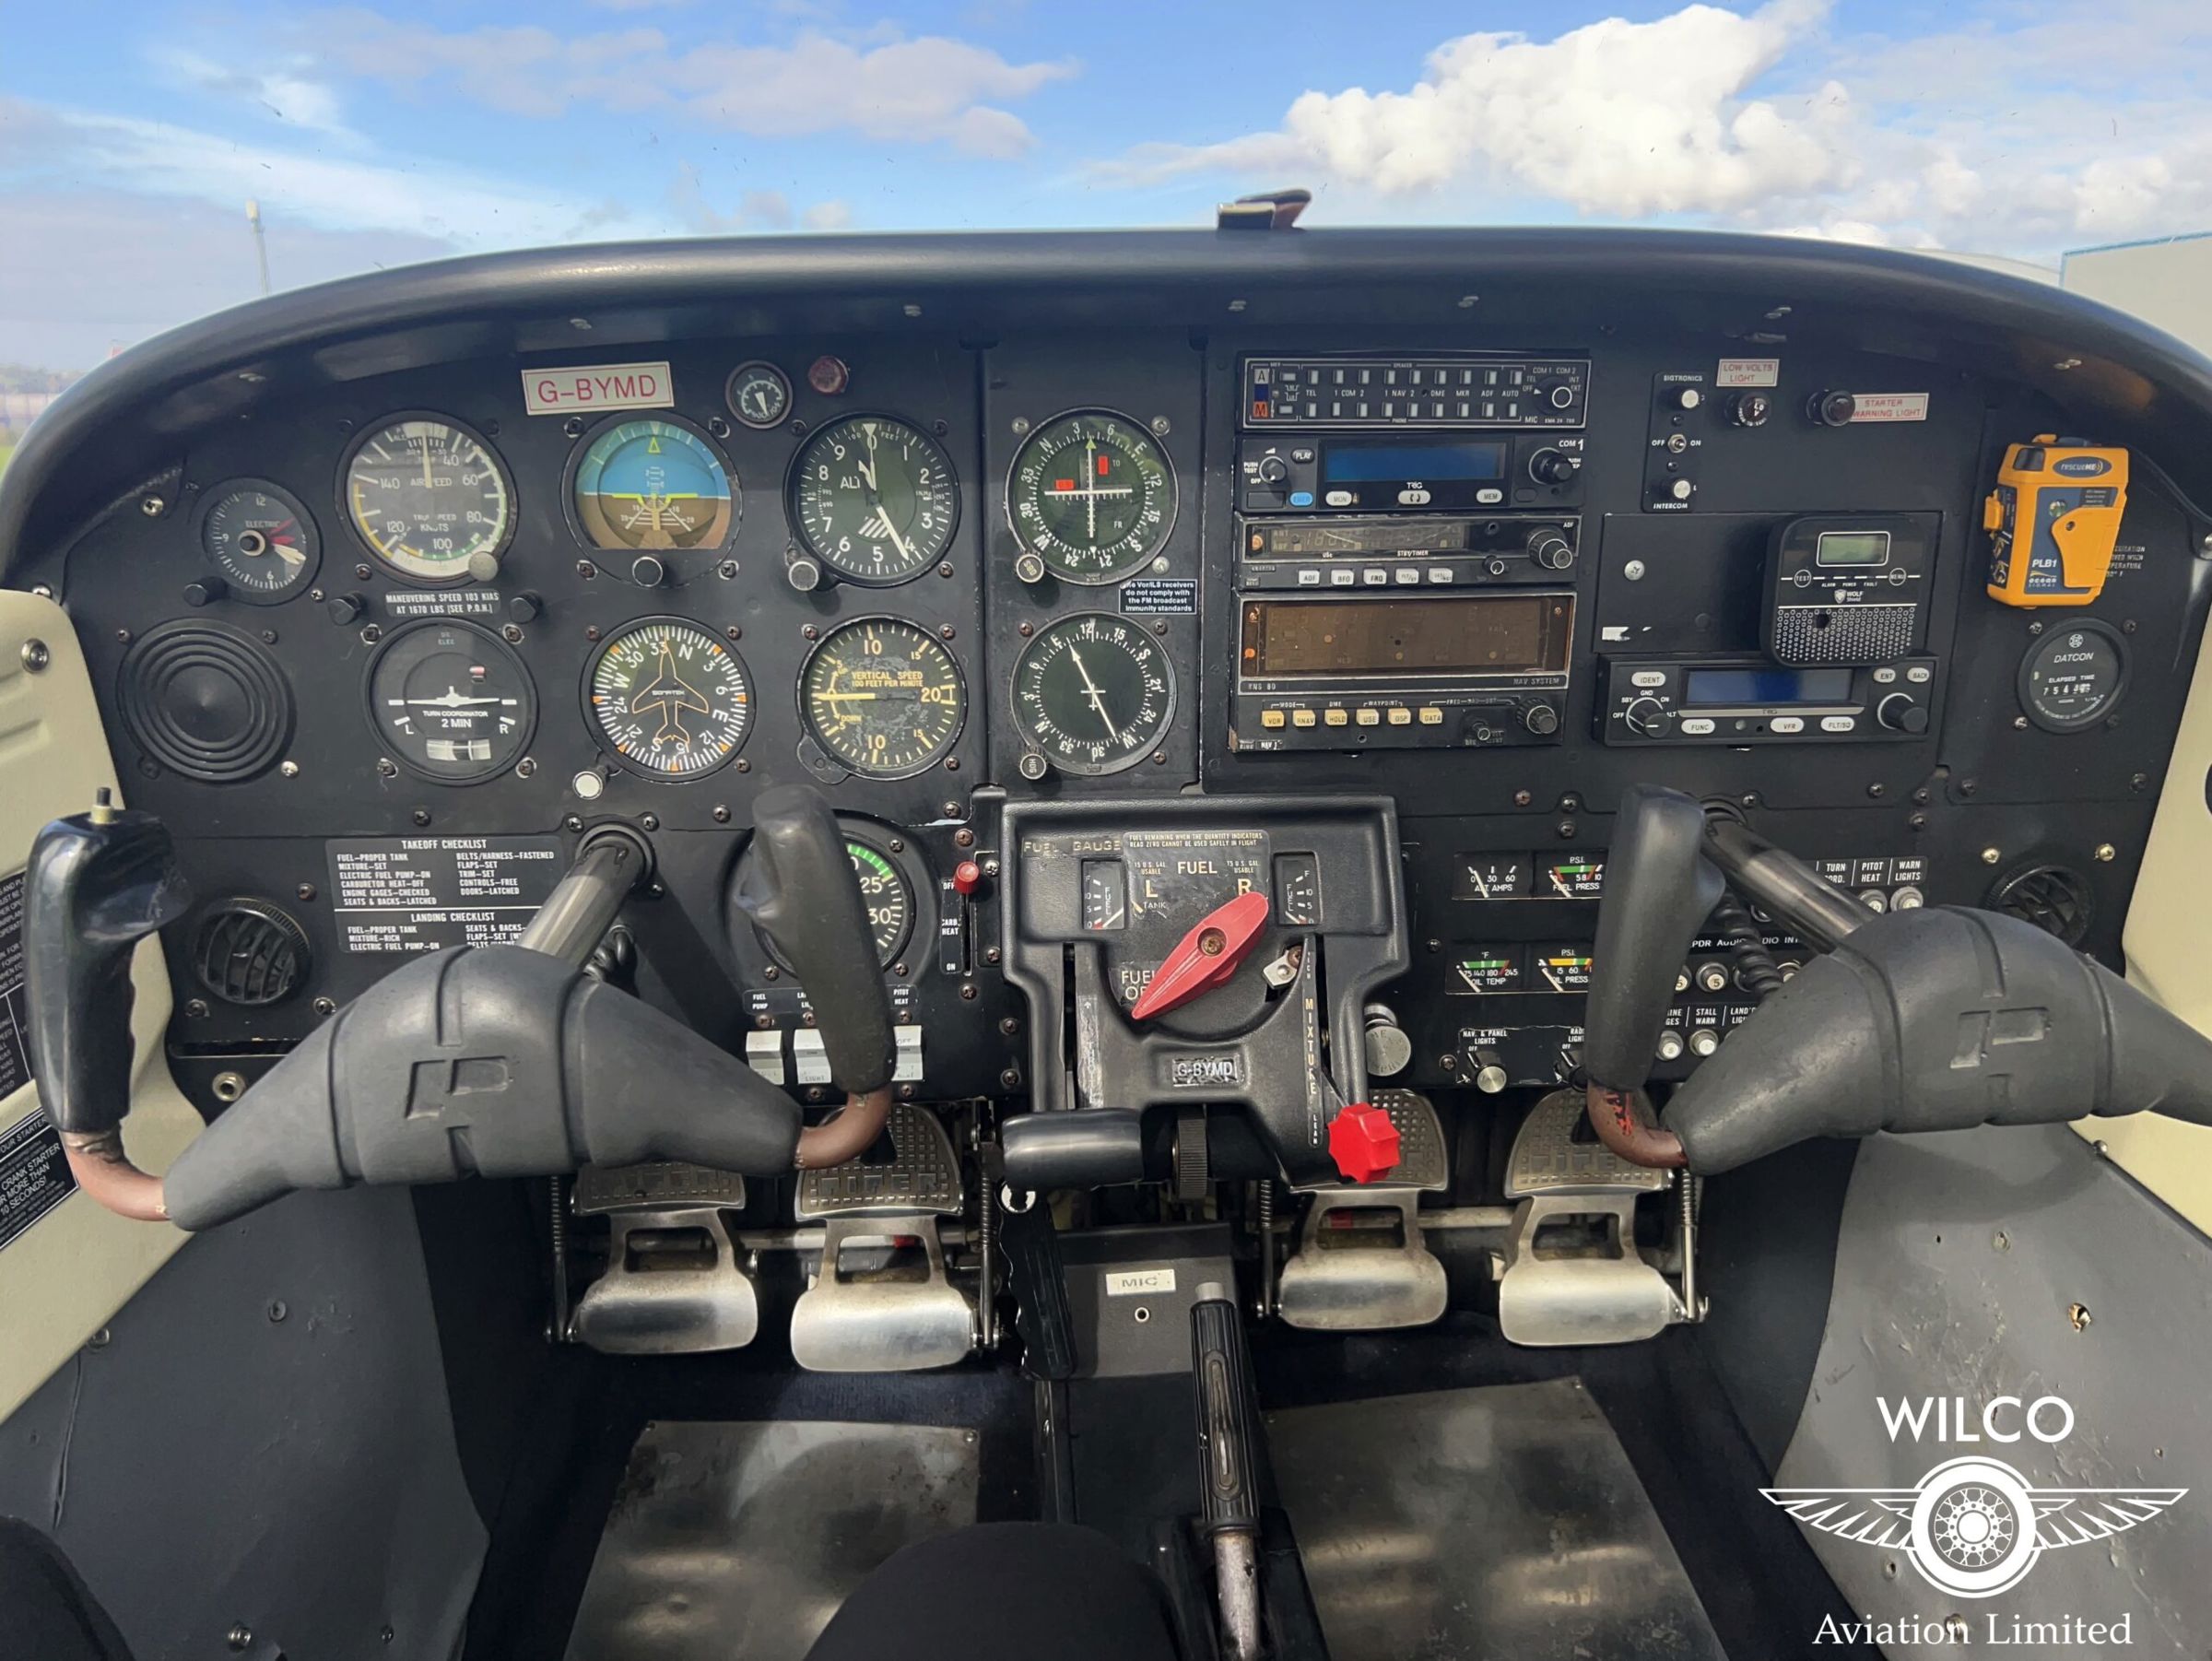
[1454,948,1525,995]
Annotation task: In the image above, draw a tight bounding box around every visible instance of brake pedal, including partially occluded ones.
[791,1101,974,1372]
[571,1162,759,1355]
[1496,1088,1679,1348]
[1277,1090,1450,1332]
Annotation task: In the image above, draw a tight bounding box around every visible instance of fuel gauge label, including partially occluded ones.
[1124,828,1268,921]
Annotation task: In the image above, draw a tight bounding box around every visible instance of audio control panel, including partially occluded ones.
[1242,356,1589,429]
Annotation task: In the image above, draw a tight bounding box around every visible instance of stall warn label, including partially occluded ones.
[325,835,563,955]
[522,361,676,416]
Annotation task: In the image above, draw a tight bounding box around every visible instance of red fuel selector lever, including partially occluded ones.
[1129,890,1271,1022]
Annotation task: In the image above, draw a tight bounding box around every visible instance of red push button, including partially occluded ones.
[1328,1101,1401,1184]
[953,859,984,897]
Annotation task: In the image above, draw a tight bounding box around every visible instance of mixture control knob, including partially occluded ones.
[1525,528,1574,569]
[1667,385,1703,412]
[1623,696,1672,737]
[1877,692,1929,734]
[1730,392,1772,427]
[1688,1028,1723,1058]
[1472,1047,1509,1094]
[1256,454,1291,486]
[1522,701,1560,736]
[1527,448,1578,487]
[1809,389,1858,428]
[1361,1004,1413,1078]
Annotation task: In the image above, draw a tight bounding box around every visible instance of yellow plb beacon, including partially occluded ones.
[1983,435,2128,607]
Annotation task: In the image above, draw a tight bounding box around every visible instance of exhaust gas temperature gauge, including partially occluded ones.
[1010,611,1176,776]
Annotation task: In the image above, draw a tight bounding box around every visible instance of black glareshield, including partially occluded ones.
[1583,785,1724,1093]
[1665,905,2212,1172]
[735,783,896,1093]
[23,799,192,1136]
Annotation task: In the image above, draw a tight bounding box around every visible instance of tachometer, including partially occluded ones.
[1010,611,1175,776]
[197,479,319,602]
[1007,409,1176,583]
[342,415,513,584]
[586,618,753,779]
[366,619,535,783]
[788,415,959,585]
[798,617,966,778]
[570,416,736,553]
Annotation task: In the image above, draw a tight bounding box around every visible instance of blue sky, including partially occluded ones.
[3,0,2207,368]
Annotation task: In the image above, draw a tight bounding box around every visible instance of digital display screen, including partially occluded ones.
[1322,441,1506,484]
[1816,530,1891,567]
[1246,595,1569,677]
[1683,667,1854,706]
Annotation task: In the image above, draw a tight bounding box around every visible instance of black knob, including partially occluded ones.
[1525,529,1574,570]
[1809,390,1857,427]
[325,593,365,625]
[1256,454,1290,486]
[1547,383,1576,409]
[1667,386,1703,412]
[1523,701,1560,736]
[1877,692,1929,735]
[182,577,227,607]
[1527,448,1578,486]
[1730,393,1771,427]
[629,555,666,588]
[786,549,825,593]
[1624,696,1672,736]
[507,591,544,623]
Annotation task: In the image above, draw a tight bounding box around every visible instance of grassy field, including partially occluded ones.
[0,438,15,481]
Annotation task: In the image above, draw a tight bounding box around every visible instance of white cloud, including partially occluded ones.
[1091,0,2212,258]
[153,49,357,141]
[306,10,1077,158]
[803,199,853,230]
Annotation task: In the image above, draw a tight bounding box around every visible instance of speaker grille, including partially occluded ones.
[1989,865,2093,947]
[117,621,293,782]
[1771,602,1918,666]
[192,900,311,1007]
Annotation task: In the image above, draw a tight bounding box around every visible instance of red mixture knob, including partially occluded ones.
[1328,1101,1401,1184]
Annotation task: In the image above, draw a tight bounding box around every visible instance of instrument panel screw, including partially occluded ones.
[1150,415,1171,436]
[2028,619,2044,636]
[355,563,372,581]
[266,1300,287,1323]
[943,800,964,819]
[888,837,905,853]
[381,1627,394,1644]
[1909,812,1927,830]
[961,984,979,1001]
[1010,417,1030,436]
[706,416,731,439]
[938,623,956,640]
[139,496,165,517]
[1440,1054,1459,1072]
[944,757,960,772]
[514,757,536,779]
[184,998,209,1019]
[279,760,300,779]
[1555,819,1577,839]
[227,1624,253,1651]
[938,561,954,579]
[1514,790,1533,807]
[501,624,524,643]
[1866,783,1885,798]
[1959,779,1978,797]
[577,560,597,581]
[139,759,161,780]
[718,560,739,581]
[2123,618,2138,634]
[1739,793,1759,808]
[1559,793,1582,813]
[412,808,431,827]
[376,758,398,779]
[296,883,316,902]
[984,946,1003,965]
[313,996,336,1017]
[893,961,908,977]
[982,857,1001,877]
[18,639,49,673]
[30,583,53,598]
[712,805,731,823]
[640,813,660,831]
[803,624,820,641]
[1000,1067,1023,1089]
[954,828,975,847]
[2095,843,2117,862]
[999,1017,1021,1035]
[1944,1616,1971,1643]
[897,1082,918,1101]
[2131,772,2149,792]
[2013,715,2030,729]
[116,628,133,643]
[1457,295,1480,309]
[1623,560,1646,582]
[562,416,585,439]
[360,624,382,644]
[762,964,779,981]
[1152,751,1167,765]
[1982,847,2002,865]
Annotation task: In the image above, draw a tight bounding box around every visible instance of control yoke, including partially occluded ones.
[24,784,896,1229]
[1580,785,2212,1171]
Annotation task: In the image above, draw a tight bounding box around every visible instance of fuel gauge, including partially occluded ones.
[1540,855,1606,900]
[1081,859,1128,931]
[1272,853,1321,927]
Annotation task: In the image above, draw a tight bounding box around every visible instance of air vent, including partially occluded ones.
[1988,865,2093,947]
[192,900,311,1007]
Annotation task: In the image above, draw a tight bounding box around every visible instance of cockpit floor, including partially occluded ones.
[561,1419,982,1661]
[1270,1379,1724,1661]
